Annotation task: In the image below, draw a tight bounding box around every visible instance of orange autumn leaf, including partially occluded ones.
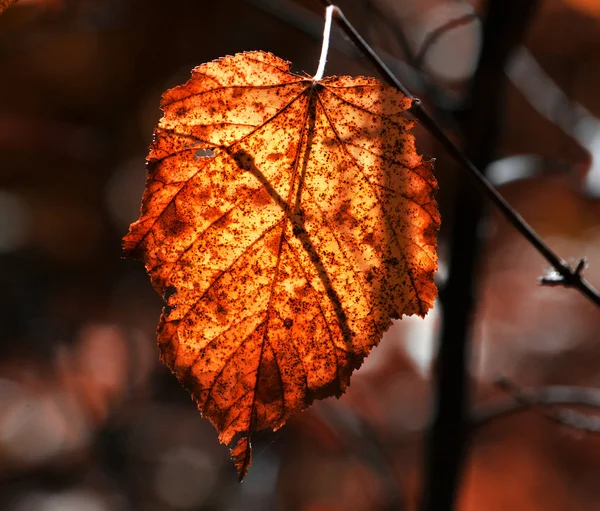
[124,51,439,479]
[0,0,19,14]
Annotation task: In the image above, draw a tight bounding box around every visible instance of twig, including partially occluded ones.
[247,0,595,159]
[539,258,588,287]
[244,0,425,95]
[414,13,478,71]
[472,378,600,434]
[317,2,600,308]
[367,1,460,131]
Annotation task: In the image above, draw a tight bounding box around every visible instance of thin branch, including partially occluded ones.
[245,0,425,95]
[247,0,464,133]
[319,2,600,308]
[367,0,461,132]
[472,378,600,434]
[248,0,595,158]
[540,258,587,286]
[414,13,478,70]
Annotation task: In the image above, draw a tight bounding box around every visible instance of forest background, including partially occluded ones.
[1,0,600,510]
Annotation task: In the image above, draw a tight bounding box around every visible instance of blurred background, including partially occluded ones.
[1,0,600,509]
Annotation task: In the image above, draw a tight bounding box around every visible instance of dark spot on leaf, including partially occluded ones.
[266,235,280,254]
[196,187,211,200]
[285,142,298,160]
[385,257,400,266]
[257,357,281,404]
[363,232,375,246]
[333,201,359,228]
[284,318,293,329]
[266,152,283,162]
[160,202,186,235]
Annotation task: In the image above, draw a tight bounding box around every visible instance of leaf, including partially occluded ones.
[124,51,439,479]
[0,0,19,14]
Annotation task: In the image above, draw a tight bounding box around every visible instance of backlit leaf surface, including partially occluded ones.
[124,51,439,478]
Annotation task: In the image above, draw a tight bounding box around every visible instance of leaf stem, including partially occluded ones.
[322,2,600,308]
[313,5,335,81]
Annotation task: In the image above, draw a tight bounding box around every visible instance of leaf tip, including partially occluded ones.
[230,436,252,482]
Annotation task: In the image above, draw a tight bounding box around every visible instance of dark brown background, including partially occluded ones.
[1,0,600,509]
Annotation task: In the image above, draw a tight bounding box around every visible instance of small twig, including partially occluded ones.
[472,377,600,435]
[367,1,460,132]
[414,13,478,71]
[245,0,425,95]
[317,3,417,102]
[317,2,600,309]
[539,258,588,287]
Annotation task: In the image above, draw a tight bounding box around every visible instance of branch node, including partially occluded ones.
[539,266,566,287]
[538,258,589,288]
[575,257,588,276]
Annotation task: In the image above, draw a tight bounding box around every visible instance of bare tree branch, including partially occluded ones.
[540,258,588,287]
[414,13,478,70]
[248,0,597,176]
[317,1,600,308]
[244,0,423,94]
[367,1,461,131]
[472,378,600,434]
